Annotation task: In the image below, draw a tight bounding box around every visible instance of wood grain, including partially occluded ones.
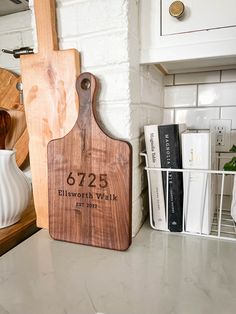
[0,199,39,256]
[0,68,29,167]
[48,73,132,251]
[0,68,20,109]
[20,0,80,229]
[0,109,11,149]
[4,108,26,147]
[14,128,29,167]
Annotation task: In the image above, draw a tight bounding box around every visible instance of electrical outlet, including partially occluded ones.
[210,119,232,152]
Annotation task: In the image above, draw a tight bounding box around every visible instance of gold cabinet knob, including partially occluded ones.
[169,1,185,19]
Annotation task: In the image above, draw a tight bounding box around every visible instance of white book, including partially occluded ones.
[144,125,167,231]
[182,131,216,235]
[231,176,236,222]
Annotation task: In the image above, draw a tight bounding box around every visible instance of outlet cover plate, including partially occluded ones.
[210,119,232,152]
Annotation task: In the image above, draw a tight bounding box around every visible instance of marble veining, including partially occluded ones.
[0,222,236,314]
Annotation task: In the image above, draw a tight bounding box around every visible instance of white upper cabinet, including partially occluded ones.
[162,0,236,35]
[140,0,236,73]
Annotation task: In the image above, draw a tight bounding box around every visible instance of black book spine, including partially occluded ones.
[158,124,183,232]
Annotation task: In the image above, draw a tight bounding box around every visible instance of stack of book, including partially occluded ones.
[144,124,216,234]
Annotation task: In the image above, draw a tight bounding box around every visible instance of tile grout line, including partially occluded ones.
[165,80,236,87]
[196,84,199,107]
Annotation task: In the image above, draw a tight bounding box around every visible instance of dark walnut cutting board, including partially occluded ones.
[20,0,80,228]
[48,73,132,251]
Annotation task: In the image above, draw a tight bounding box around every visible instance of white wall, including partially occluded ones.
[0,10,33,74]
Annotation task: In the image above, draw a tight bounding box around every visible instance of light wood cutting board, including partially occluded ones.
[0,68,20,109]
[48,73,132,250]
[0,68,29,167]
[20,0,80,228]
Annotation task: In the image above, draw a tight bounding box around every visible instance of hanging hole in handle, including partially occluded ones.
[81,78,91,90]
[16,82,23,91]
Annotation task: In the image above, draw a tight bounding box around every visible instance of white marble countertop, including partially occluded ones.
[1,222,236,314]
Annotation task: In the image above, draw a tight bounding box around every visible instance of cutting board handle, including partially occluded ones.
[34,0,59,53]
[76,73,98,120]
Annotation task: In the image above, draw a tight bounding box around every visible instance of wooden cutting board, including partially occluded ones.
[0,68,20,109]
[20,0,80,228]
[0,68,29,167]
[48,73,132,251]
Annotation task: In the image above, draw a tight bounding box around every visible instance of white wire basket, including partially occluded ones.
[141,152,236,241]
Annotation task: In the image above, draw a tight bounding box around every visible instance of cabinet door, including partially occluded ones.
[140,0,236,71]
[162,0,236,36]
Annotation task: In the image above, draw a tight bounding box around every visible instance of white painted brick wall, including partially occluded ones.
[0,11,33,74]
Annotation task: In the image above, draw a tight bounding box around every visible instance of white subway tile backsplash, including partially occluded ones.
[140,65,163,85]
[129,35,140,70]
[130,137,143,169]
[218,153,236,195]
[140,65,149,78]
[163,109,174,124]
[128,0,139,37]
[141,74,163,107]
[230,131,236,146]
[132,167,143,202]
[130,105,145,138]
[148,65,164,85]
[198,82,236,107]
[164,85,197,108]
[132,196,147,236]
[221,107,236,129]
[221,70,236,82]
[146,106,163,125]
[130,70,141,104]
[175,71,220,85]
[164,70,236,133]
[175,108,220,129]
[164,74,174,86]
[139,104,149,127]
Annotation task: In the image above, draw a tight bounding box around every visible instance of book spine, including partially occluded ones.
[158,124,183,232]
[144,125,166,230]
[231,176,236,223]
[182,133,213,235]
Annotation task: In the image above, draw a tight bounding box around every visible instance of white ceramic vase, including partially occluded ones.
[0,150,31,228]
